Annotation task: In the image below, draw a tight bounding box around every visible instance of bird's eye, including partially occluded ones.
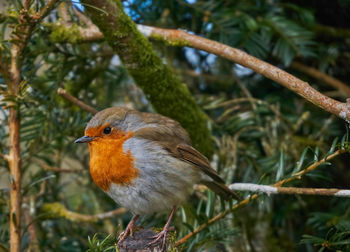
[103,127,112,134]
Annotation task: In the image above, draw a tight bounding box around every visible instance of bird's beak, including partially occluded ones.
[74,135,95,143]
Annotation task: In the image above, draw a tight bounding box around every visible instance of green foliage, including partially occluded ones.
[0,0,349,251]
[301,202,350,251]
[87,234,116,252]
[130,0,317,65]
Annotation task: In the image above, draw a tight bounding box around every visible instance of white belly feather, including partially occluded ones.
[106,137,201,215]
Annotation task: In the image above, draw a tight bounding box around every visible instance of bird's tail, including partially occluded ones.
[202,181,241,200]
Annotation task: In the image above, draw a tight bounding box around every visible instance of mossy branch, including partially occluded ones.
[80,0,213,157]
[41,202,127,222]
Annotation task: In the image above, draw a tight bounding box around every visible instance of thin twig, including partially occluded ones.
[57,88,98,114]
[23,196,41,252]
[0,55,10,83]
[41,202,127,222]
[36,0,60,23]
[39,162,83,173]
[175,148,346,246]
[312,24,350,38]
[274,149,345,186]
[0,153,10,161]
[57,2,71,22]
[229,183,350,197]
[175,194,259,247]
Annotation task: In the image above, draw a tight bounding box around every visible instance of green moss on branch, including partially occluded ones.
[81,0,213,157]
[50,22,83,43]
[41,202,98,222]
[41,202,127,222]
[151,33,190,47]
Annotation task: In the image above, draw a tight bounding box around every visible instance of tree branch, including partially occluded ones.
[41,202,127,222]
[274,149,345,186]
[290,61,350,98]
[52,3,103,43]
[51,18,350,122]
[6,2,60,251]
[312,24,350,38]
[36,0,60,23]
[229,183,350,197]
[57,88,98,114]
[39,161,83,173]
[8,106,21,252]
[138,25,350,122]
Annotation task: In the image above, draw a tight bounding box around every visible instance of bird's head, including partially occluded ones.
[74,106,138,144]
[75,107,141,190]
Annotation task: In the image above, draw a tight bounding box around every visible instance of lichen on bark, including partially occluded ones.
[81,0,213,157]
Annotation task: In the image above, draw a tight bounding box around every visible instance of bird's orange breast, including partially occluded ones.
[87,129,138,191]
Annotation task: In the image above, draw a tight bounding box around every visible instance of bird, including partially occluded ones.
[75,106,239,250]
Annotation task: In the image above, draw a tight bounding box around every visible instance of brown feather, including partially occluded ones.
[176,144,224,183]
[137,112,192,144]
[134,121,240,200]
[202,181,240,200]
[175,144,240,200]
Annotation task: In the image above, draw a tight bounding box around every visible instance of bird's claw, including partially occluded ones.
[117,215,139,247]
[148,227,173,251]
[117,229,131,243]
[117,228,132,247]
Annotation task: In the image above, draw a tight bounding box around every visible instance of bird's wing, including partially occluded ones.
[135,111,192,144]
[133,121,223,183]
[175,143,240,200]
[175,143,224,183]
[134,126,240,200]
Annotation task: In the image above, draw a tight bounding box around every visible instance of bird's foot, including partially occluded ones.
[117,229,131,245]
[148,226,172,251]
[148,206,177,251]
[148,229,169,251]
[117,215,139,246]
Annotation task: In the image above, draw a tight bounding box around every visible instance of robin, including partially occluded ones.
[75,107,239,249]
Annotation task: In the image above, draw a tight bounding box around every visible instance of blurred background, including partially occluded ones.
[0,0,350,251]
